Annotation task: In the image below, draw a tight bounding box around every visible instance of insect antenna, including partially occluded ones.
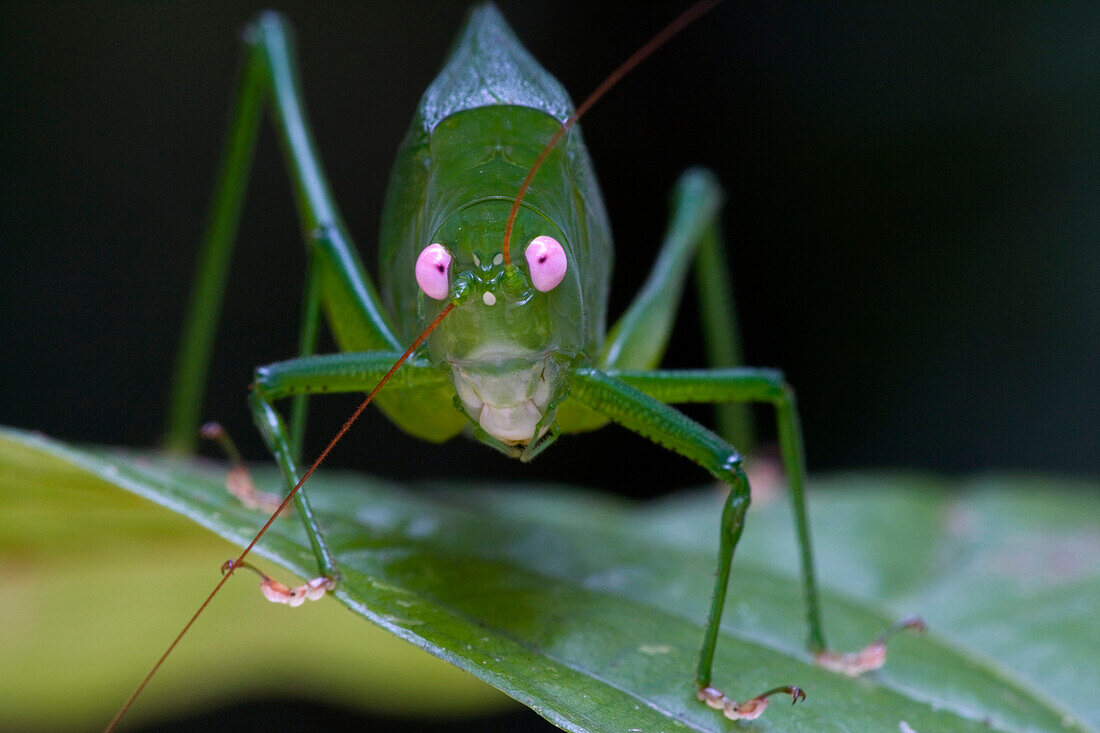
[110,4,724,727]
[502,0,724,264]
[104,303,454,732]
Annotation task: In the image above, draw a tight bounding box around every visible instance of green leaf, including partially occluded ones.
[1,426,1096,732]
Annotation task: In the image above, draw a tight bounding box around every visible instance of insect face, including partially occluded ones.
[416,201,580,449]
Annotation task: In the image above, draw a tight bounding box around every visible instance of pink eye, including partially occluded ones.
[524,235,567,292]
[415,243,452,300]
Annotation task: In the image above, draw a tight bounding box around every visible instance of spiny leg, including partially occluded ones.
[614,367,924,668]
[249,388,338,585]
[244,352,451,599]
[197,256,345,595]
[695,462,750,688]
[615,367,823,653]
[569,369,804,716]
[592,169,819,698]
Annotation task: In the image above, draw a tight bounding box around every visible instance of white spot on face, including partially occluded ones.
[471,252,481,267]
[492,253,504,266]
[482,291,497,306]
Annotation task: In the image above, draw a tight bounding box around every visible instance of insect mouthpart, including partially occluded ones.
[450,352,565,445]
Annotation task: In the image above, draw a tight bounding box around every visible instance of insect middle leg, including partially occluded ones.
[611,369,923,681]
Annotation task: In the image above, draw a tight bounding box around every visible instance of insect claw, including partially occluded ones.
[815,616,926,676]
[816,642,886,676]
[224,464,287,514]
[782,685,807,704]
[697,683,805,721]
[222,558,334,606]
[201,422,286,514]
[878,616,926,643]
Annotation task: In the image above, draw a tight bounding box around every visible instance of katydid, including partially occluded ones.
[109,2,919,729]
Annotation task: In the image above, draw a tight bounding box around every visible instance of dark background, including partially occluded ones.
[1,2,1096,731]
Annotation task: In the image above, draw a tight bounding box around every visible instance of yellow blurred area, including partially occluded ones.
[0,434,511,732]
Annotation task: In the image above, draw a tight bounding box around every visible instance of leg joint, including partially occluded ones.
[244,11,288,49]
[308,222,338,251]
[717,449,744,477]
[252,365,274,394]
[759,374,795,408]
[779,380,797,408]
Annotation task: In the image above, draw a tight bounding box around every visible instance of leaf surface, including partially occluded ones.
[1,427,1095,732]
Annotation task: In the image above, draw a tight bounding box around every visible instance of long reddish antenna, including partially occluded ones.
[110,4,723,727]
[501,0,723,264]
[105,303,454,732]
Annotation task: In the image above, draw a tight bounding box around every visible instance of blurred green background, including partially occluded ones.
[1,2,1096,731]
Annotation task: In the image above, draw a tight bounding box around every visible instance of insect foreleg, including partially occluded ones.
[568,368,802,707]
[611,368,923,674]
[249,388,339,581]
[246,352,452,585]
[608,367,825,654]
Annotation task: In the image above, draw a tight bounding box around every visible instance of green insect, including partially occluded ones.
[113,2,918,729]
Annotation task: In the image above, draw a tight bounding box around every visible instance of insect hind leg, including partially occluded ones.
[199,421,286,514]
[163,11,402,454]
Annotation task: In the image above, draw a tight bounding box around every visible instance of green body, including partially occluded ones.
[165,3,838,716]
[379,10,611,348]
[373,8,612,447]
